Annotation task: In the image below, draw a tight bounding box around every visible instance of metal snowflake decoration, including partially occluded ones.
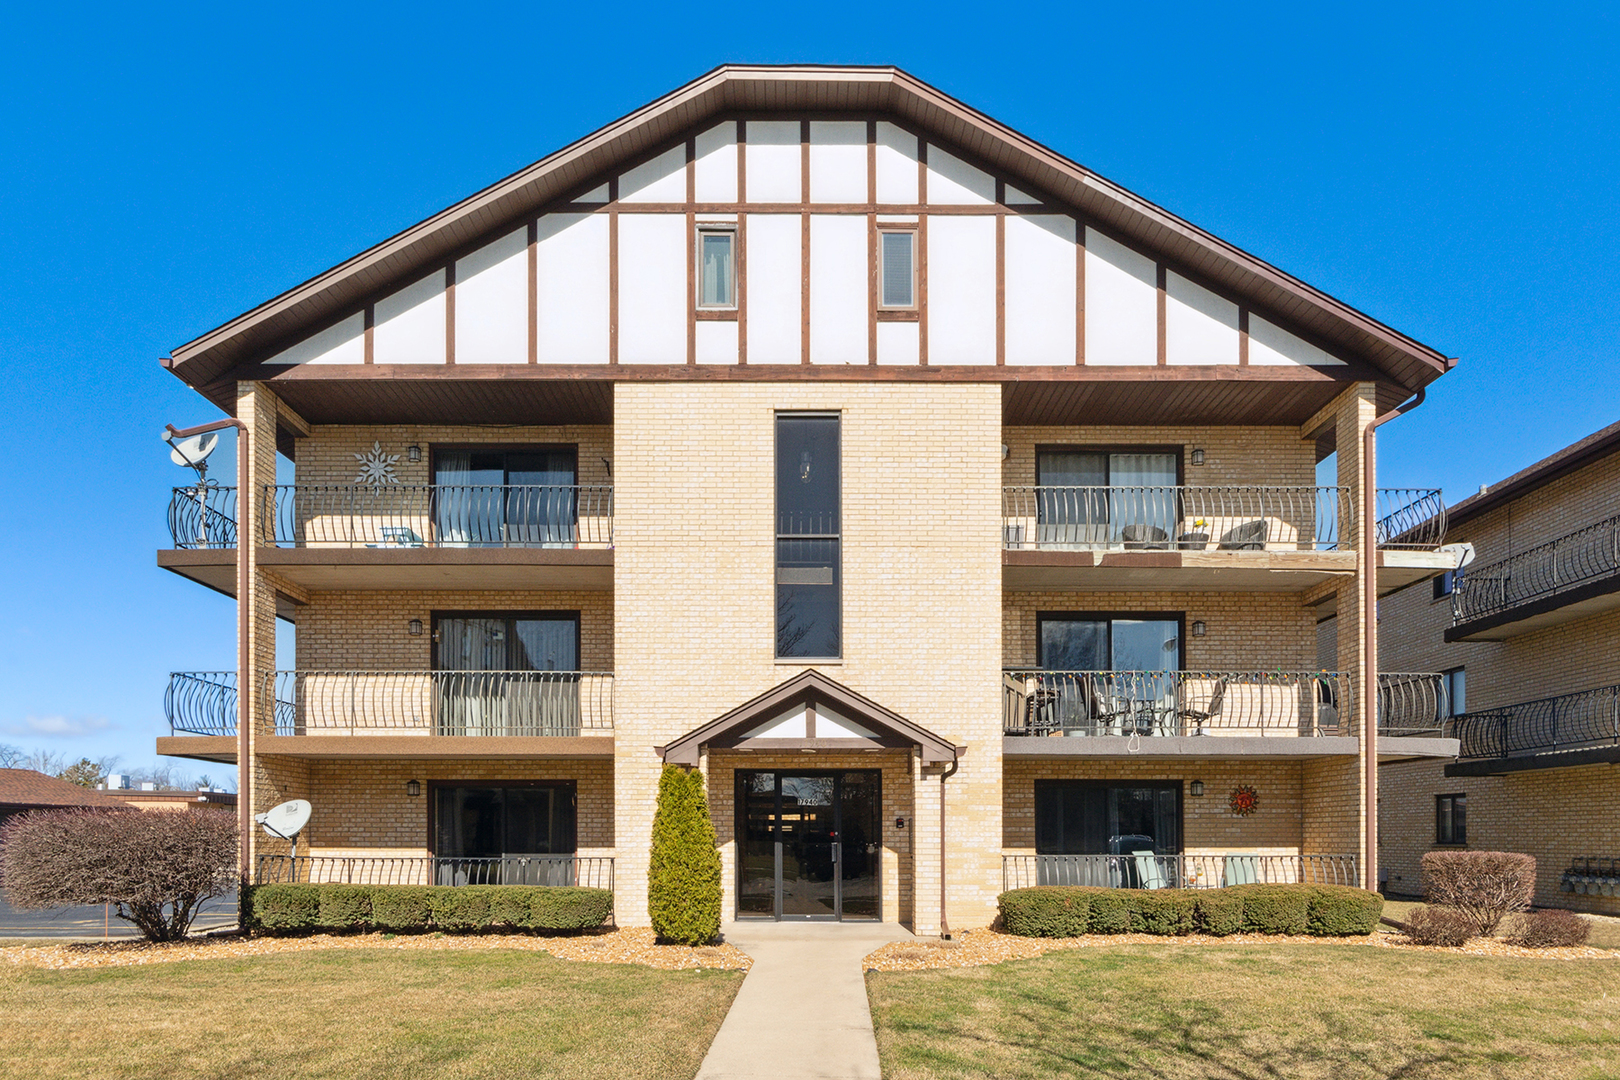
[353,441,401,485]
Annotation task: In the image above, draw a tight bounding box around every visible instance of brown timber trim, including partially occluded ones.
[362,304,374,364]
[867,120,878,365]
[444,263,456,365]
[1239,307,1251,365]
[737,120,748,365]
[1075,220,1086,365]
[876,309,919,322]
[607,176,619,365]
[695,309,739,321]
[918,141,928,365]
[996,178,1006,365]
[686,137,697,366]
[527,220,538,364]
[801,119,811,365]
[1156,262,1167,366]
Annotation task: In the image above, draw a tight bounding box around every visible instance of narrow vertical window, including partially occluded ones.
[698,228,735,308]
[880,230,915,308]
[1443,667,1466,717]
[776,414,840,659]
[1436,793,1467,845]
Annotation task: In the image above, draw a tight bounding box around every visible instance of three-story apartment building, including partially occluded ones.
[155,65,1460,933]
[1378,420,1620,911]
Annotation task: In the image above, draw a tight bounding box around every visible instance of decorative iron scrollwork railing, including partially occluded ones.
[1374,489,1447,550]
[256,854,615,891]
[265,670,614,736]
[1001,670,1353,738]
[1001,486,1349,552]
[1451,513,1620,624]
[167,484,238,549]
[165,671,242,736]
[1000,853,1359,891]
[262,484,614,549]
[1451,683,1620,761]
[1376,672,1451,736]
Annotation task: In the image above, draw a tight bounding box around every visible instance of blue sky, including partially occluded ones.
[0,2,1615,772]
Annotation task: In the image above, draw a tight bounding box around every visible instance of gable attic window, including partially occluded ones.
[698,227,736,308]
[879,230,915,308]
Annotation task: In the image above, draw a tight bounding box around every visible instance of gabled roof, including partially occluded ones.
[0,769,127,811]
[658,669,963,765]
[165,64,1451,402]
[1447,416,1620,528]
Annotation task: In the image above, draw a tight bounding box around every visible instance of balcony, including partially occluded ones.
[1002,670,1456,758]
[159,484,614,598]
[159,670,615,762]
[1001,853,1359,890]
[1448,513,1620,641]
[1448,683,1620,775]
[256,854,615,890]
[1001,486,1448,592]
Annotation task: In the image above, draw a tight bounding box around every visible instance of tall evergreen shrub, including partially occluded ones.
[647,764,722,945]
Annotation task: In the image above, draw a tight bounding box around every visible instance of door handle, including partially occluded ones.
[831,842,840,863]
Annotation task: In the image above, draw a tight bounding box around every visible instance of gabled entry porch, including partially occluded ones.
[659,670,962,927]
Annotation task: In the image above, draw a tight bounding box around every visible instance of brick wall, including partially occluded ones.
[1001,425,1315,489]
[295,425,614,487]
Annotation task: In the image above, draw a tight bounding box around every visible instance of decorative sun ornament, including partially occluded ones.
[1228,785,1260,817]
[354,441,401,485]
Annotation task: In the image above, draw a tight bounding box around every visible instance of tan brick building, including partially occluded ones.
[1374,420,1620,912]
[154,66,1460,934]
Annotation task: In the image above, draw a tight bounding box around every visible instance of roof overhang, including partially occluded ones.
[164,64,1451,413]
[658,669,963,765]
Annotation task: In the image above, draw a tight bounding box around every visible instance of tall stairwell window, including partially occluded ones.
[776,413,841,660]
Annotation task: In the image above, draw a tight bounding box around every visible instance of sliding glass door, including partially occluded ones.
[433,612,581,735]
[1036,614,1181,734]
[1034,780,1182,886]
[434,448,578,547]
[1036,449,1179,547]
[434,782,577,885]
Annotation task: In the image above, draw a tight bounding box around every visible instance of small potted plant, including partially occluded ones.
[1180,518,1210,550]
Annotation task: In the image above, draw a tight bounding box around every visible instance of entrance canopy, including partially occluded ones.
[658,670,963,765]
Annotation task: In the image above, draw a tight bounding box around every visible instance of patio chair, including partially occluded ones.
[1223,854,1260,887]
[1179,678,1227,736]
[1217,520,1269,551]
[368,525,426,548]
[1121,524,1171,550]
[1133,850,1168,890]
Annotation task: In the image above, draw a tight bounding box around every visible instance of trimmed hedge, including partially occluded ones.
[998,883,1382,938]
[246,883,611,934]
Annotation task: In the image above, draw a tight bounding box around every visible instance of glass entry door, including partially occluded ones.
[736,770,881,921]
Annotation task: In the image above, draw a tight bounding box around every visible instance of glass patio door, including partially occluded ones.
[433,613,581,735]
[735,770,881,921]
[434,448,578,547]
[434,782,577,885]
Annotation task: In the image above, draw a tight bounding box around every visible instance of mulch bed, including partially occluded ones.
[0,926,752,973]
[861,926,1620,971]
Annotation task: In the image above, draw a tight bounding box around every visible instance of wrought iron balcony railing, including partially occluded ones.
[166,670,614,737]
[1002,670,1353,738]
[167,485,238,549]
[265,484,613,549]
[1001,853,1358,891]
[256,854,615,890]
[1374,489,1448,550]
[1451,513,1620,625]
[1376,672,1452,736]
[1451,683,1620,761]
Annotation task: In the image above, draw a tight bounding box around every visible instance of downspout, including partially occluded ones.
[939,754,959,940]
[165,419,251,886]
[1361,386,1426,892]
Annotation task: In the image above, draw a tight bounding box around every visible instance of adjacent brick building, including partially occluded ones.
[154,66,1460,933]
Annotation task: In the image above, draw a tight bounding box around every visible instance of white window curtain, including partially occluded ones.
[434,451,474,546]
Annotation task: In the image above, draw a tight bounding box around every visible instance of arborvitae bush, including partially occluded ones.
[1404,905,1475,947]
[647,764,722,945]
[1506,908,1590,948]
[1422,851,1535,936]
[0,808,236,941]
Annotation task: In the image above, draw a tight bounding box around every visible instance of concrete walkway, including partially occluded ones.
[696,921,913,1080]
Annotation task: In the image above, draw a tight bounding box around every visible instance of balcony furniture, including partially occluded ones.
[1223,854,1260,887]
[1218,520,1269,550]
[1177,678,1227,736]
[1121,524,1171,550]
[1134,850,1169,890]
[1177,531,1210,551]
[368,525,426,548]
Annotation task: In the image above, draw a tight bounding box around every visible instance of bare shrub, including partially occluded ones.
[1506,909,1591,949]
[0,809,236,941]
[1404,905,1475,947]
[1421,851,1535,936]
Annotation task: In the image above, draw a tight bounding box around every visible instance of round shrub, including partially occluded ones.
[998,888,1091,937]
[429,884,494,929]
[1128,890,1196,935]
[1506,908,1590,948]
[528,886,614,930]
[247,884,321,931]
[1229,884,1309,935]
[1087,890,1130,934]
[316,884,372,928]
[1404,905,1475,947]
[1421,851,1535,936]
[1194,891,1245,936]
[647,764,722,945]
[369,885,432,930]
[1306,885,1383,936]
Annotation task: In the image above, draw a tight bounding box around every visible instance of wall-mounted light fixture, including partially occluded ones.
[1191,449,1206,466]
[1191,620,1207,637]
[405,779,421,797]
[1190,780,1205,797]
[895,816,906,830]
[407,444,422,463]
[408,619,423,636]
[1001,443,1009,460]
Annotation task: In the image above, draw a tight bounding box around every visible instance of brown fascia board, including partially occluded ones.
[164,63,1451,400]
[1445,416,1620,529]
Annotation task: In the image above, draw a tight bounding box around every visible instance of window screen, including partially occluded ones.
[880,232,914,307]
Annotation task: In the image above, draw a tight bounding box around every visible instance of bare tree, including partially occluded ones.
[0,745,24,769]
[0,809,237,941]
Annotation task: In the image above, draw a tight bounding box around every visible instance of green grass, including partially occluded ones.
[0,949,742,1080]
[867,942,1620,1079]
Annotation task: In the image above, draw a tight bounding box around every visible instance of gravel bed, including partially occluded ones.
[863,926,1620,971]
[1,926,752,973]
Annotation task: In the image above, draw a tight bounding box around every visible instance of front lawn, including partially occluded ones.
[867,942,1620,1079]
[0,948,742,1079]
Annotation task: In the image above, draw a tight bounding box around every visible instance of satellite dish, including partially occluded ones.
[1439,542,1476,570]
[255,799,312,858]
[165,431,219,476]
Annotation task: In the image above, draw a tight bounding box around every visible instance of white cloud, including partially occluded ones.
[2,715,114,739]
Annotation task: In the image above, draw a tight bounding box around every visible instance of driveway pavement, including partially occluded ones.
[0,892,238,938]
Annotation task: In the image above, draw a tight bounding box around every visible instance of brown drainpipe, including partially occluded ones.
[166,419,251,885]
[1361,386,1426,892]
[939,754,959,939]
